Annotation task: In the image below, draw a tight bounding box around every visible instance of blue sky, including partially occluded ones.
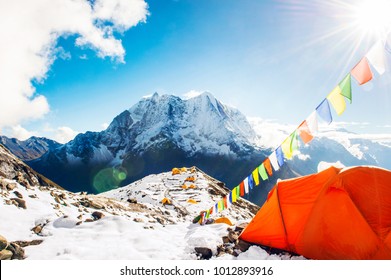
[2,0,391,142]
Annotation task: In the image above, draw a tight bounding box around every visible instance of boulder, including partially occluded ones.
[13,191,23,199]
[8,242,25,260]
[0,249,13,260]
[31,225,42,235]
[10,198,26,209]
[228,231,239,243]
[89,200,104,210]
[6,183,16,191]
[194,247,213,260]
[222,236,230,244]
[127,198,137,204]
[14,240,43,247]
[85,219,94,223]
[91,211,105,220]
[235,223,249,233]
[0,235,9,251]
[235,239,251,252]
[133,218,144,223]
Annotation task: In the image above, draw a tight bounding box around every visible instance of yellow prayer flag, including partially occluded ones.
[281,136,293,159]
[327,86,346,115]
[252,168,260,186]
[232,187,237,203]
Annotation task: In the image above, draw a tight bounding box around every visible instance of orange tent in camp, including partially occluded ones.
[239,166,391,260]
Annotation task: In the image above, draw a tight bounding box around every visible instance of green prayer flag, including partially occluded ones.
[291,130,299,152]
[339,73,352,103]
[258,163,268,180]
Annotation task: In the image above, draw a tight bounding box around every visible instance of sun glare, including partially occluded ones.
[353,0,391,39]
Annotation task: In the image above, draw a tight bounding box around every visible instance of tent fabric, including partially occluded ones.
[239,166,391,260]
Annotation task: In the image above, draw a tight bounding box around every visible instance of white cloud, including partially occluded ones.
[4,125,39,141]
[0,0,149,129]
[53,127,79,144]
[101,123,109,130]
[182,90,205,100]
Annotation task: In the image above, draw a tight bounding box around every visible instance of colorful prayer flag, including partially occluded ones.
[232,187,237,203]
[339,73,352,103]
[228,193,232,205]
[206,209,210,219]
[316,99,332,124]
[327,86,346,115]
[223,196,228,209]
[366,40,386,75]
[248,174,254,190]
[209,206,213,215]
[263,158,273,176]
[276,146,284,166]
[244,177,249,194]
[351,57,373,85]
[236,185,240,197]
[258,163,268,180]
[269,151,280,171]
[240,181,245,196]
[298,120,313,144]
[306,111,318,134]
[252,168,260,186]
[281,131,297,160]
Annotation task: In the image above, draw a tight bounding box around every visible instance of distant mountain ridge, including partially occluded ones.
[0,136,61,161]
[26,92,271,196]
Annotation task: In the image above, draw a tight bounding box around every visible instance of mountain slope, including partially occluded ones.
[2,145,290,260]
[0,136,61,161]
[29,92,267,194]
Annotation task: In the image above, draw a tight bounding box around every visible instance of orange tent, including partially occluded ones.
[239,166,391,260]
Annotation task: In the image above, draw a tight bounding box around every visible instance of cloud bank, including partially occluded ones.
[0,0,149,129]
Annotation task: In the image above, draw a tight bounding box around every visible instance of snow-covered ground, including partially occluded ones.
[0,167,303,260]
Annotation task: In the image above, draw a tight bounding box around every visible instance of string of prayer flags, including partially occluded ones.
[351,57,373,85]
[263,158,273,176]
[327,86,346,115]
[269,150,280,171]
[276,146,285,166]
[252,168,260,186]
[316,99,332,124]
[339,73,352,103]
[298,120,314,144]
[366,40,387,75]
[258,163,269,181]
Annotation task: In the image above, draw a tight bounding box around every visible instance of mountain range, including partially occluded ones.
[2,92,391,205]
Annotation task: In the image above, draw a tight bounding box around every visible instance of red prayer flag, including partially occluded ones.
[240,181,245,196]
[209,207,213,215]
[223,196,228,209]
[264,158,273,176]
[298,120,314,144]
[351,57,373,85]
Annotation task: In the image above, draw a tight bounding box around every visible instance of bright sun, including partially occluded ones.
[353,0,391,38]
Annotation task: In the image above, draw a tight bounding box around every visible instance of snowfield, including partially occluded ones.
[0,165,304,260]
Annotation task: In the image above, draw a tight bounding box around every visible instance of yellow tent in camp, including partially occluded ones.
[189,184,197,189]
[161,197,172,205]
[180,167,187,173]
[185,176,196,182]
[172,168,180,175]
[214,217,234,226]
[187,199,198,204]
[181,184,188,189]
